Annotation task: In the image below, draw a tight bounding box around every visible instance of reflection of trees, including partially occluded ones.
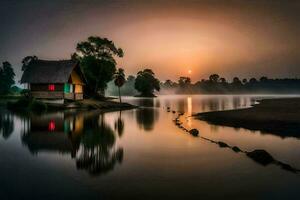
[76,114,123,176]
[177,99,185,113]
[201,99,220,112]
[134,98,159,131]
[0,113,14,140]
[136,98,155,107]
[114,111,124,137]
[135,108,159,131]
[233,97,241,109]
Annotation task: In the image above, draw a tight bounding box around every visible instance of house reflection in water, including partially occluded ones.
[21,111,123,176]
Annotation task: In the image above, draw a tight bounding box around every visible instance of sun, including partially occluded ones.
[188,69,192,74]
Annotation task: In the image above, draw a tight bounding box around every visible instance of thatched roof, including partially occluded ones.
[21,59,84,84]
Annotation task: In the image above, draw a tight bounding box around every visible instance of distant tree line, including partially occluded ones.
[160,74,300,94]
[106,69,160,97]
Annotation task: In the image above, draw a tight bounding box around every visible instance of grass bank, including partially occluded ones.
[195,98,300,138]
[6,97,137,114]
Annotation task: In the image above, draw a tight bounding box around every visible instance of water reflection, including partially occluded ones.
[135,108,159,131]
[134,98,156,107]
[76,114,123,176]
[114,111,124,137]
[21,110,123,176]
[0,112,14,140]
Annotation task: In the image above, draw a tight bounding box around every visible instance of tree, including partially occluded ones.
[260,76,268,82]
[209,74,220,83]
[73,36,124,97]
[0,62,15,95]
[249,78,257,84]
[21,55,38,71]
[134,69,160,97]
[232,77,241,85]
[114,68,126,103]
[242,78,248,84]
[163,79,174,88]
[178,77,191,88]
[220,77,227,84]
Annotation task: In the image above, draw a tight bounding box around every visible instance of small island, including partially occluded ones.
[195,98,300,138]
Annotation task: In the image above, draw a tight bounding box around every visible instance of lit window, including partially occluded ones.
[48,84,55,91]
[48,120,56,131]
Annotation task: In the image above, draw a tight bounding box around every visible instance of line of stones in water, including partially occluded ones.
[166,106,300,174]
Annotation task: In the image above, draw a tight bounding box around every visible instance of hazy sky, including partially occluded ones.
[1,0,300,82]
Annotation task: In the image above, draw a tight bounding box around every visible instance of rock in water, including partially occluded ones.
[189,129,199,136]
[246,149,274,166]
[218,141,229,148]
[232,146,241,152]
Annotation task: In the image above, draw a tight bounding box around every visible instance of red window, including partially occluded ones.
[48,120,56,131]
[48,84,55,91]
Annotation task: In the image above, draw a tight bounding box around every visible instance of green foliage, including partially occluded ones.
[134,69,160,96]
[81,56,116,94]
[0,61,15,95]
[73,36,124,96]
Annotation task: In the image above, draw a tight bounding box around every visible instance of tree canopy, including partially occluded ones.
[0,62,15,95]
[134,69,160,97]
[21,55,38,71]
[73,36,124,96]
[114,68,126,88]
[178,77,191,88]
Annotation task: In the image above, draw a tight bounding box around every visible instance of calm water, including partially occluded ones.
[0,95,300,200]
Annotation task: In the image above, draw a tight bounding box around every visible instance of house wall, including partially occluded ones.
[31,84,64,91]
[75,85,83,93]
[30,83,64,100]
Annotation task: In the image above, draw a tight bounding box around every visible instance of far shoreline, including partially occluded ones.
[195,97,300,138]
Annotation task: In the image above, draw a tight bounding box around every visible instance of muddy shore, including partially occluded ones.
[195,98,300,138]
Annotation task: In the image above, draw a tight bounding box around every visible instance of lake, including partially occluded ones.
[0,95,300,199]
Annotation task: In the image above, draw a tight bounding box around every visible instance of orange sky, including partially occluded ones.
[1,0,300,82]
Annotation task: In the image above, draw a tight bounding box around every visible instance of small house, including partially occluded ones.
[21,59,86,104]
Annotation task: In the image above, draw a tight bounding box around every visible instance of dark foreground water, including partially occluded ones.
[0,95,300,200]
